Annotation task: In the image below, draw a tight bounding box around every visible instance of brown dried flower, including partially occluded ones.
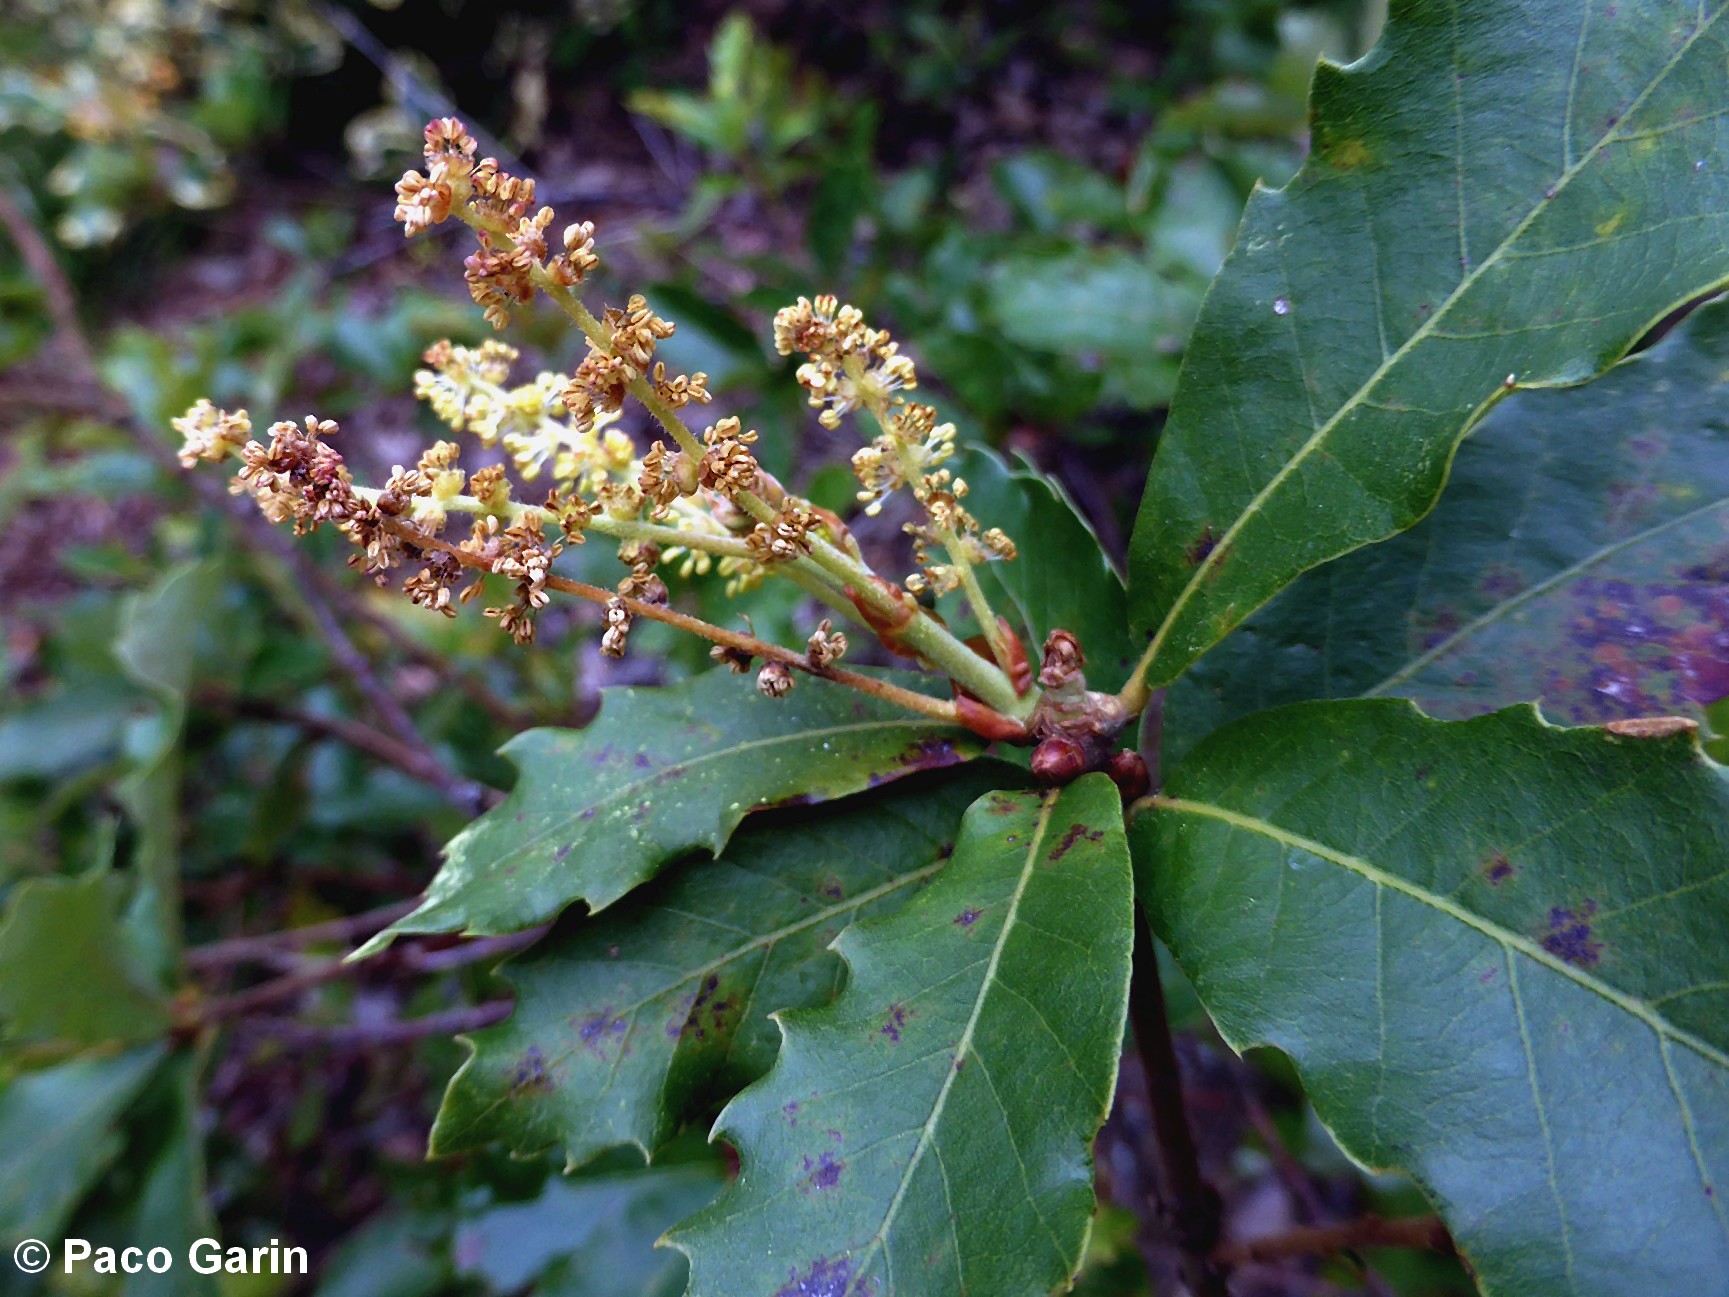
[806,619,848,669]
[756,660,794,698]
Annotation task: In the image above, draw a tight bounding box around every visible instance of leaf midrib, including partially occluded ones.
[1150,794,1729,1070]
[845,791,1059,1291]
[1140,3,1727,679]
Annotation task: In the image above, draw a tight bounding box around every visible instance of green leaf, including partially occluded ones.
[114,559,222,953]
[669,776,1133,1296]
[984,248,1197,409]
[1163,294,1729,764]
[120,1054,218,1297]
[1136,700,1729,1296]
[0,869,171,1046]
[459,1155,724,1297]
[357,671,985,953]
[0,1046,165,1244]
[431,767,1017,1169]
[947,447,1136,692]
[1128,1,1729,690]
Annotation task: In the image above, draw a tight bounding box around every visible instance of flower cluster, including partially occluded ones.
[176,116,1069,747]
[772,296,1012,600]
[774,294,919,434]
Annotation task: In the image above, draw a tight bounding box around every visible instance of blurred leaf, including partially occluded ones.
[1166,295,1729,763]
[808,127,874,276]
[120,1054,218,1297]
[359,671,986,951]
[993,152,1129,234]
[457,1156,724,1297]
[0,869,170,1045]
[115,560,222,950]
[0,1045,164,1244]
[987,248,1195,360]
[432,767,1017,1168]
[0,685,135,783]
[1138,700,1729,1297]
[947,447,1135,692]
[315,1214,451,1297]
[644,283,764,390]
[1129,1,1729,689]
[670,777,1133,1296]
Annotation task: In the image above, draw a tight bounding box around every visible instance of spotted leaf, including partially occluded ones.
[357,671,984,953]
[1136,700,1729,1297]
[1162,295,1729,763]
[668,776,1133,1297]
[1129,0,1729,690]
[430,767,1021,1169]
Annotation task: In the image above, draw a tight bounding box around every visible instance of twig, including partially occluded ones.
[0,187,89,370]
[198,927,539,1021]
[186,900,417,970]
[200,959,355,1022]
[0,187,486,815]
[399,926,546,974]
[1215,1216,1453,1268]
[1239,1080,1332,1225]
[320,584,540,730]
[197,688,498,801]
[1131,905,1229,1297]
[246,1001,511,1048]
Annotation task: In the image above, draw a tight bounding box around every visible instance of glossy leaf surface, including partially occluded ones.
[1138,700,1729,1296]
[431,768,1017,1169]
[359,671,983,953]
[1129,0,1729,689]
[671,776,1133,1297]
[1164,295,1729,762]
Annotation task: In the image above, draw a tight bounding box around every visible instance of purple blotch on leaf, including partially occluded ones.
[881,1004,908,1044]
[1541,900,1603,967]
[774,1257,853,1297]
[510,1046,554,1094]
[800,1151,844,1191]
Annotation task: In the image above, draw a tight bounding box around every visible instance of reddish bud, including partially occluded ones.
[1031,734,1087,785]
[1106,749,1151,802]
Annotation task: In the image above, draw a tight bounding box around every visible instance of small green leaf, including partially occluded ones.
[0,870,171,1046]
[432,767,1017,1169]
[0,1046,165,1244]
[1137,700,1729,1296]
[1129,1,1729,690]
[1164,294,1729,762]
[947,447,1135,692]
[358,671,984,953]
[669,776,1133,1296]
